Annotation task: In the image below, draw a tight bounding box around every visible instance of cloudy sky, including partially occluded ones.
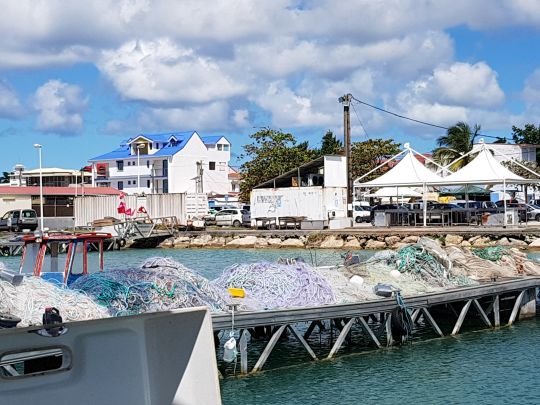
[1,0,540,171]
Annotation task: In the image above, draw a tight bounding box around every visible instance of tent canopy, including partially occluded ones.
[365,186,422,198]
[439,146,526,185]
[355,148,445,187]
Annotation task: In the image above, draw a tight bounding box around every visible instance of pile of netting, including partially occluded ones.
[212,262,336,310]
[472,246,506,262]
[0,276,109,327]
[71,257,231,315]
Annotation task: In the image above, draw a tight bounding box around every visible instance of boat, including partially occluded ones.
[0,230,223,404]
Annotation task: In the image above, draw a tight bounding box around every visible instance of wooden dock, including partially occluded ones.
[212,277,540,375]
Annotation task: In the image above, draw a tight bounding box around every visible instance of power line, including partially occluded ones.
[350,95,503,140]
[351,102,369,138]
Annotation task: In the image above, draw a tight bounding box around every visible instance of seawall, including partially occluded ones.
[160,226,540,250]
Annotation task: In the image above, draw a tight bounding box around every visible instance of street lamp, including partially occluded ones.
[136,143,145,193]
[33,143,44,230]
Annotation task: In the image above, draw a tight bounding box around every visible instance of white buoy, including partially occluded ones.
[350,275,364,286]
[223,337,237,362]
[390,269,401,279]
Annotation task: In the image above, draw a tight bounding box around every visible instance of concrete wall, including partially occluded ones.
[0,195,31,215]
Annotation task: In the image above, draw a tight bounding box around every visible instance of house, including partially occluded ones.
[88,131,232,195]
[8,165,92,187]
[471,142,539,164]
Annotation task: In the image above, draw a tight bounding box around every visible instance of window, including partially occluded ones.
[224,145,230,151]
[133,180,137,186]
[147,180,150,188]
[219,162,226,171]
[149,143,152,150]
[156,143,160,149]
[163,179,168,193]
[217,144,223,151]
[118,181,124,190]
[116,161,124,171]
[127,161,131,166]
[127,180,131,185]
[163,159,168,176]
[209,162,216,170]
[147,160,150,168]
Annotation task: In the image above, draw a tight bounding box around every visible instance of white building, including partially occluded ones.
[471,142,538,163]
[89,131,232,195]
[8,165,92,187]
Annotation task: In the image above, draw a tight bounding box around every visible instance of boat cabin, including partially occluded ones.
[18,232,111,285]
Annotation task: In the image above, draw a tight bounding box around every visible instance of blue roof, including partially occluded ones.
[201,135,229,145]
[89,131,196,161]
[127,131,196,144]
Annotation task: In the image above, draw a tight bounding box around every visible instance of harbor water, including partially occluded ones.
[1,247,539,404]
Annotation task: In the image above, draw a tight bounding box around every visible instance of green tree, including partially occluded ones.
[511,124,540,145]
[350,139,401,182]
[319,130,343,155]
[433,121,481,171]
[239,129,317,201]
[0,172,10,184]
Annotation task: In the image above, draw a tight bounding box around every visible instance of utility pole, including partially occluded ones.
[339,93,353,218]
[196,161,204,193]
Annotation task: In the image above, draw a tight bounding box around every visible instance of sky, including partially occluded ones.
[0,0,540,172]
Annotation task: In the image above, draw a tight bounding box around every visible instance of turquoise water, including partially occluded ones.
[220,318,540,404]
[0,247,370,279]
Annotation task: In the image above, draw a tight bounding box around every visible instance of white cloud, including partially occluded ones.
[522,68,540,103]
[33,80,88,134]
[0,81,24,118]
[138,101,231,131]
[232,109,249,127]
[99,39,247,104]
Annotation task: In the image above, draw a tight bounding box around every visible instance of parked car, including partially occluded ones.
[0,209,38,232]
[353,205,371,223]
[203,208,221,225]
[215,209,251,227]
[526,204,540,221]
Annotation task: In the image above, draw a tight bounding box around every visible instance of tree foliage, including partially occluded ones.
[239,129,317,201]
[433,121,481,171]
[0,172,10,184]
[511,123,540,145]
[350,139,401,182]
[318,130,343,155]
[501,159,540,182]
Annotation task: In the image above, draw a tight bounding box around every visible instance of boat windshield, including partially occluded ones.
[20,243,39,274]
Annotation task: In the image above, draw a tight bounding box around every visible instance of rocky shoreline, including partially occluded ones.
[159,232,540,250]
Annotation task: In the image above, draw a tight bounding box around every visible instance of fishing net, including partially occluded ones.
[472,246,507,262]
[212,262,336,310]
[0,276,109,327]
[71,257,231,315]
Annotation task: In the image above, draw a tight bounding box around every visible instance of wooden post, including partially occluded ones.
[493,295,500,327]
[518,288,537,320]
[252,324,287,373]
[239,329,249,374]
[508,290,525,326]
[422,308,444,337]
[452,300,472,335]
[472,299,492,327]
[359,317,382,348]
[386,313,393,346]
[288,325,318,360]
[327,318,355,359]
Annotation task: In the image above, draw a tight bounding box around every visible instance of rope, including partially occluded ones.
[0,276,109,327]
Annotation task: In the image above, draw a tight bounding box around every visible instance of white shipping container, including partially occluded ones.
[250,187,347,222]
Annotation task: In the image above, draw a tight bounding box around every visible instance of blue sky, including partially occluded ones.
[0,1,539,172]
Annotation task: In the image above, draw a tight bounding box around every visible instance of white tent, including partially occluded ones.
[354,147,445,188]
[439,145,526,185]
[365,186,422,198]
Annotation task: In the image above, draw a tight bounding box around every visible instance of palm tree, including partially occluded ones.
[433,122,481,171]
